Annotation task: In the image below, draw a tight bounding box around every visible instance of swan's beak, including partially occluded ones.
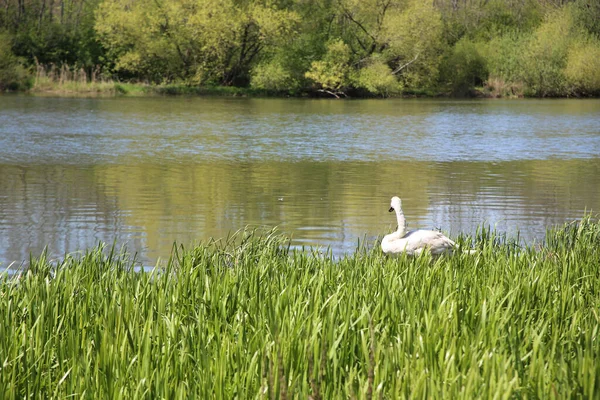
[388,207,394,212]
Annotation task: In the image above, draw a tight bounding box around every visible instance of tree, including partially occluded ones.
[0,0,104,68]
[352,57,401,96]
[440,38,488,96]
[305,39,352,97]
[380,0,445,89]
[564,36,600,95]
[519,6,575,96]
[95,0,299,85]
[0,32,29,90]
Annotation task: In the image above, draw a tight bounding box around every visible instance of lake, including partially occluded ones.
[1,95,599,269]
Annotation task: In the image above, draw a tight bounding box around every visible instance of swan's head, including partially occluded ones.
[389,196,402,212]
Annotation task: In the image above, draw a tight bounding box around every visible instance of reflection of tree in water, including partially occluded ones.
[0,164,129,266]
[1,158,599,265]
[428,160,600,242]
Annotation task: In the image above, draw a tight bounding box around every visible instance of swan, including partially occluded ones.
[381,196,456,256]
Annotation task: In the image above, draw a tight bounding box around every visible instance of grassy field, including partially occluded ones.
[1,217,599,399]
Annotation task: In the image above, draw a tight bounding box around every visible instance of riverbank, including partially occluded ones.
[15,67,519,98]
[2,218,599,398]
[13,82,518,99]
[27,81,280,98]
[19,77,582,98]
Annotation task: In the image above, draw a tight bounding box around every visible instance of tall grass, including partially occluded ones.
[1,218,599,398]
[32,63,117,94]
[483,77,524,98]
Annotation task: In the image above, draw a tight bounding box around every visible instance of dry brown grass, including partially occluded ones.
[32,63,117,94]
[484,76,525,98]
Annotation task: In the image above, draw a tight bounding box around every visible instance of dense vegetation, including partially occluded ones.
[1,217,600,398]
[1,0,600,96]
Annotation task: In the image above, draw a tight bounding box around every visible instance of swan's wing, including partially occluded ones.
[383,230,455,256]
[404,230,455,253]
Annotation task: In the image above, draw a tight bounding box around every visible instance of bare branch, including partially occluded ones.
[317,89,348,99]
[338,2,378,46]
[391,53,419,75]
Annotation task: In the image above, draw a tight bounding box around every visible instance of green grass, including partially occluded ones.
[1,217,600,399]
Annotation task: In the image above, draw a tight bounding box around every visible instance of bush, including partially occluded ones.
[564,37,600,96]
[519,8,574,97]
[440,38,488,96]
[481,32,527,86]
[305,39,352,95]
[250,58,297,93]
[0,33,30,91]
[571,0,600,37]
[353,59,402,97]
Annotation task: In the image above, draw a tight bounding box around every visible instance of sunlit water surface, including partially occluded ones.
[1,96,599,270]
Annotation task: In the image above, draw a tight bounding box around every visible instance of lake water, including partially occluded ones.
[1,95,599,269]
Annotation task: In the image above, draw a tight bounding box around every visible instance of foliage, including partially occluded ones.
[440,38,488,96]
[95,0,300,85]
[380,0,444,89]
[0,33,30,91]
[564,36,600,95]
[480,32,528,88]
[305,39,352,95]
[2,219,600,398]
[0,0,104,68]
[352,58,401,97]
[250,52,302,93]
[436,0,543,44]
[2,0,600,97]
[571,0,600,38]
[518,7,575,97]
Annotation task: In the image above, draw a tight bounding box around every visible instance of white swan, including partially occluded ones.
[381,196,456,256]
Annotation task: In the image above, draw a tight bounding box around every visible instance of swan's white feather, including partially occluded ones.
[382,229,455,256]
[382,196,457,257]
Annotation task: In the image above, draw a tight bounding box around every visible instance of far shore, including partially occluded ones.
[5,81,573,99]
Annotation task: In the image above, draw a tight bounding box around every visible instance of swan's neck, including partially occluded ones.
[395,207,406,237]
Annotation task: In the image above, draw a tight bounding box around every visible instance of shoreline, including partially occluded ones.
[7,82,598,99]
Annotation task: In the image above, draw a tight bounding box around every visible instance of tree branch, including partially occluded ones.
[339,3,377,46]
[318,89,348,99]
[391,53,419,75]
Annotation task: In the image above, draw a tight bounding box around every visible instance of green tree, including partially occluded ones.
[0,0,104,68]
[305,39,352,97]
[304,0,444,95]
[352,56,401,96]
[96,0,299,85]
[440,38,487,96]
[519,6,580,96]
[564,36,600,95]
[250,56,297,92]
[0,32,30,90]
[571,0,600,37]
[380,0,444,89]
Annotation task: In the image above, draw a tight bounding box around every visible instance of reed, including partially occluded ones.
[32,63,117,94]
[1,217,599,399]
[483,76,525,98]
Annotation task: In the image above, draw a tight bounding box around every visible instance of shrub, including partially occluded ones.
[353,59,402,97]
[483,76,524,98]
[564,36,600,95]
[440,38,488,96]
[518,7,574,97]
[0,33,30,91]
[251,58,297,92]
[305,39,352,96]
[481,32,527,86]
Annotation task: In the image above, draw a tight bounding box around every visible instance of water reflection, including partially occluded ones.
[1,96,599,267]
[1,97,599,164]
[1,159,599,266]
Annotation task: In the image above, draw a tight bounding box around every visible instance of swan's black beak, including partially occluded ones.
[388,207,394,212]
